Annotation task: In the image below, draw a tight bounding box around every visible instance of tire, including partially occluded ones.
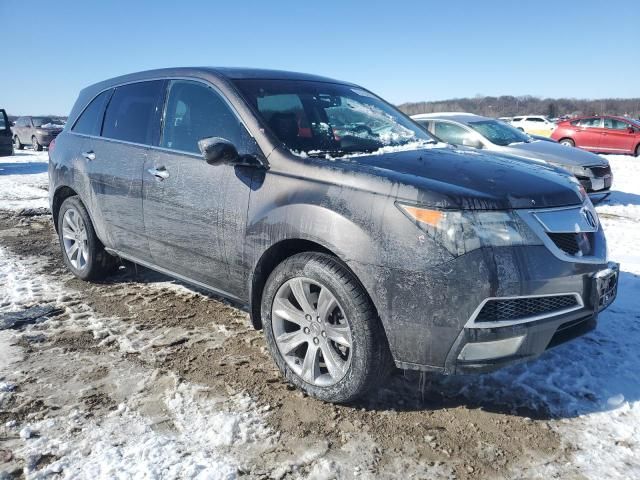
[559,138,575,147]
[57,196,116,281]
[635,144,640,157]
[261,252,392,403]
[32,136,43,151]
[14,136,23,150]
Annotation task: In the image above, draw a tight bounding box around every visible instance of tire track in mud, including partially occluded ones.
[0,212,567,479]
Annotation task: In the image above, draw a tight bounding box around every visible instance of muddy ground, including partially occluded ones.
[0,211,570,479]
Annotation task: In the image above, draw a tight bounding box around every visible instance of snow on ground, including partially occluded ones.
[1,149,639,478]
[0,150,49,211]
[0,241,275,478]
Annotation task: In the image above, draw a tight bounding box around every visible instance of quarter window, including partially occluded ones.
[161,80,245,154]
[72,90,112,136]
[102,81,165,145]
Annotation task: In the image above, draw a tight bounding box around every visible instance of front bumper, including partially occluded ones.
[36,132,61,147]
[354,241,617,373]
[446,262,618,373]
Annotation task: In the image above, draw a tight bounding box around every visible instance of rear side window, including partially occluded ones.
[161,80,245,154]
[72,90,112,136]
[573,118,602,128]
[526,117,544,122]
[102,81,165,145]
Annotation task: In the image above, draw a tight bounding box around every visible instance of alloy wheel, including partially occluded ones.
[61,208,90,271]
[272,277,352,387]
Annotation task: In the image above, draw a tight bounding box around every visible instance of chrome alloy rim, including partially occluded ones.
[272,277,352,387]
[62,208,89,271]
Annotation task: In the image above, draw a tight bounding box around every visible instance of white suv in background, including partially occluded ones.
[511,116,556,137]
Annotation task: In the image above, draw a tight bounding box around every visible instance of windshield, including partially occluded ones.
[468,119,532,146]
[32,117,54,127]
[233,79,437,157]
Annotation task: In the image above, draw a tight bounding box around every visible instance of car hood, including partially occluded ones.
[497,140,608,167]
[350,146,584,210]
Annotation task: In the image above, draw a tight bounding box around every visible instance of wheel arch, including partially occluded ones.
[248,238,383,338]
[52,186,80,232]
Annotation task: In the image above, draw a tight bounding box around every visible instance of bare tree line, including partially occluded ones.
[398,96,640,119]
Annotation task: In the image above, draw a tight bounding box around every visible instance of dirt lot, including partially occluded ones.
[0,210,571,479]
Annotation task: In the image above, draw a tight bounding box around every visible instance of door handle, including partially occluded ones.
[147,167,169,180]
[82,151,96,161]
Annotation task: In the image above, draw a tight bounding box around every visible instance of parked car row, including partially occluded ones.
[412,113,613,198]
[48,67,618,403]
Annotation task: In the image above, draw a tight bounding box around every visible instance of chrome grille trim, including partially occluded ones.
[465,292,584,329]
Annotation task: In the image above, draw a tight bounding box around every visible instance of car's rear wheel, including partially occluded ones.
[31,136,43,151]
[635,144,640,157]
[262,252,391,403]
[14,136,23,150]
[57,196,116,281]
[559,138,575,147]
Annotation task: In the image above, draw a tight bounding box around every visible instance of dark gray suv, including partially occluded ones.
[49,68,619,403]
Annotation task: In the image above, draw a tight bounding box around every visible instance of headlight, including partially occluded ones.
[397,203,542,256]
[562,164,588,178]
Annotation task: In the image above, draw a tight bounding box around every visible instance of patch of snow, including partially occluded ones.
[0,149,49,211]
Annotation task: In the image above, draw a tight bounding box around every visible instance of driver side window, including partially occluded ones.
[161,80,245,154]
[434,122,470,145]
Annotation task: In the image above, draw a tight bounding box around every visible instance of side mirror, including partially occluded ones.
[198,137,240,165]
[628,126,636,134]
[462,137,483,149]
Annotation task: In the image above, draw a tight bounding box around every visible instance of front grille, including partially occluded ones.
[547,232,580,255]
[475,295,579,323]
[547,232,595,256]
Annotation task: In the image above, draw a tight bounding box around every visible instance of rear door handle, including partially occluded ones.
[82,151,96,161]
[147,167,169,180]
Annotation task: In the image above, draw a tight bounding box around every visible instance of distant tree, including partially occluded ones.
[398,96,640,119]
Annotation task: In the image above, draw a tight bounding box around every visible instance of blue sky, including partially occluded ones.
[2,0,637,115]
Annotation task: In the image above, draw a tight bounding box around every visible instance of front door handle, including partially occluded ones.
[147,167,169,180]
[82,151,96,161]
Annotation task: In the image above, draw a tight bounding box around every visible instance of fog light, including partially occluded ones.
[458,335,525,362]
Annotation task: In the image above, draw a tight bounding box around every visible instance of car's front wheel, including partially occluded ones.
[559,138,575,147]
[32,136,43,151]
[57,196,116,281]
[635,143,640,157]
[14,136,23,150]
[262,252,391,403]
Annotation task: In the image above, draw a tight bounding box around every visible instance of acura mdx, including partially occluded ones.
[49,68,619,402]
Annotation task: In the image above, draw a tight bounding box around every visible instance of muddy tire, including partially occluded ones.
[262,252,392,403]
[57,196,116,281]
[14,135,23,150]
[32,136,43,151]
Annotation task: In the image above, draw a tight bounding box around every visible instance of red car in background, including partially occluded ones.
[551,115,640,156]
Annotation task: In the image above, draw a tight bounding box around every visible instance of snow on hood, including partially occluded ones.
[39,122,65,129]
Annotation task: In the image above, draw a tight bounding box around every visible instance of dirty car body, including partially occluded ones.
[49,68,618,401]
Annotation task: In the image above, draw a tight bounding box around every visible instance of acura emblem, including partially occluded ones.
[582,207,598,229]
